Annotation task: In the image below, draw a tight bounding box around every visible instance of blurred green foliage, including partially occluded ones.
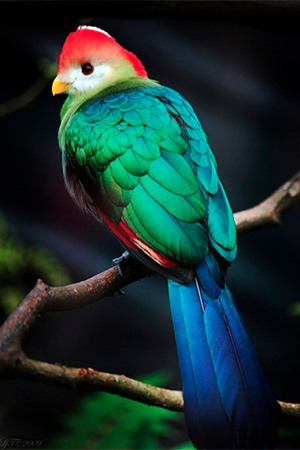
[289,302,300,316]
[49,372,189,450]
[0,212,70,317]
[38,58,57,79]
[279,425,300,449]
[280,426,300,438]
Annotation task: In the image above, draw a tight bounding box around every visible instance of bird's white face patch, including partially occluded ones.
[63,63,112,95]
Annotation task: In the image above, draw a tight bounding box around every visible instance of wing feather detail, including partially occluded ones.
[63,83,237,268]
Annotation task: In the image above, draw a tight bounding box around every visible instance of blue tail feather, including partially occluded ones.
[168,252,280,449]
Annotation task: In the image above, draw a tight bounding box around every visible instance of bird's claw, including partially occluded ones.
[112,250,130,269]
[112,251,131,295]
[112,250,131,275]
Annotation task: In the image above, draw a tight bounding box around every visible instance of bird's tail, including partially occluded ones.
[168,252,280,449]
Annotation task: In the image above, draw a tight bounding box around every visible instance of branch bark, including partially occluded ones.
[0,171,300,422]
[235,170,300,233]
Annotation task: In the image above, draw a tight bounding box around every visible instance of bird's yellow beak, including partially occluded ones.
[52,78,70,96]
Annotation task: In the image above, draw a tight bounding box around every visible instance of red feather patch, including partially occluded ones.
[98,208,178,269]
[58,26,147,77]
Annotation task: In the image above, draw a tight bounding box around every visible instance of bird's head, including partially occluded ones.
[52,25,147,96]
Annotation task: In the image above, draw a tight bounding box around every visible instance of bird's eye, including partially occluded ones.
[81,63,94,75]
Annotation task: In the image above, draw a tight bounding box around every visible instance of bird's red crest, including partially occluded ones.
[58,25,147,77]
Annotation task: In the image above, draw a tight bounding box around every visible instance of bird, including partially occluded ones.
[52,25,281,449]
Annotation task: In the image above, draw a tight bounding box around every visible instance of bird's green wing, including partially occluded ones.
[63,83,236,266]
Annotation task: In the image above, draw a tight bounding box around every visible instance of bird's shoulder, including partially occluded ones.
[72,81,199,130]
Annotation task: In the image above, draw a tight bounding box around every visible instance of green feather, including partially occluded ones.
[123,109,149,126]
[143,126,164,143]
[148,111,172,129]
[101,166,126,207]
[132,136,160,161]
[148,158,198,197]
[124,184,208,263]
[141,175,202,222]
[110,158,140,191]
[126,125,144,138]
[115,130,136,148]
[208,183,237,257]
[119,150,152,176]
[159,151,195,181]
[61,80,236,267]
[196,160,219,195]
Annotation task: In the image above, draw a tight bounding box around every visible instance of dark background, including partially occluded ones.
[0,1,299,448]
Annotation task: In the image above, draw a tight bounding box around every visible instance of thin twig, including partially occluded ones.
[235,170,300,233]
[0,76,49,117]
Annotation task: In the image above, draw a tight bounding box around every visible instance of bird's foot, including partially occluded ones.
[112,250,132,276]
[112,251,131,270]
[112,251,132,295]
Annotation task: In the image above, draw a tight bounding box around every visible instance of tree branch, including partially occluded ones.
[0,171,300,422]
[235,170,300,233]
